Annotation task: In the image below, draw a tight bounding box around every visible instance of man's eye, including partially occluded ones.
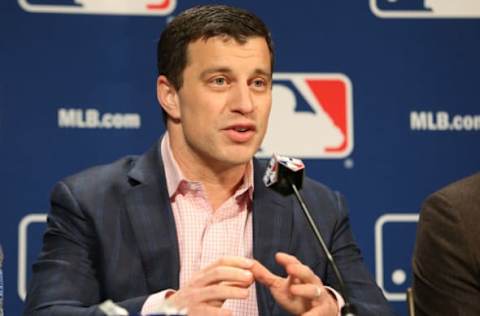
[252,79,267,89]
[213,77,226,85]
[253,79,265,87]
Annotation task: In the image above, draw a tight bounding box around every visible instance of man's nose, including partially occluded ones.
[229,84,255,114]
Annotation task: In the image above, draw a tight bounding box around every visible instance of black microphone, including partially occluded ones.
[263,154,357,316]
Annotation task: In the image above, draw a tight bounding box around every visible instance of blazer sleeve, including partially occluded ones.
[324,191,395,316]
[412,190,480,315]
[291,179,395,316]
[23,181,148,316]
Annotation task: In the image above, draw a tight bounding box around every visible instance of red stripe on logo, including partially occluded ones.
[306,79,348,153]
[146,0,170,10]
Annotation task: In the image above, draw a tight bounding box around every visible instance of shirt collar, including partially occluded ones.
[160,133,254,201]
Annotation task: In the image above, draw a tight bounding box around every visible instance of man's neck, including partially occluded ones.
[167,133,249,211]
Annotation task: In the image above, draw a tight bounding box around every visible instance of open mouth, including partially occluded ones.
[225,124,256,142]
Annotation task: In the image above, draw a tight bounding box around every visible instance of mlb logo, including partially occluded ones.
[18,213,48,301]
[18,0,176,15]
[257,73,353,159]
[370,0,480,18]
[375,213,419,301]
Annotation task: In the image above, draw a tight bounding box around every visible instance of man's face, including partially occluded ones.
[168,36,272,169]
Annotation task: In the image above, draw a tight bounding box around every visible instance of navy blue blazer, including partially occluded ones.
[24,141,394,315]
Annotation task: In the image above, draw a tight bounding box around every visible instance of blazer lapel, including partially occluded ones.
[252,159,294,315]
[124,141,180,292]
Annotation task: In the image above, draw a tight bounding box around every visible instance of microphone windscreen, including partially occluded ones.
[263,154,305,196]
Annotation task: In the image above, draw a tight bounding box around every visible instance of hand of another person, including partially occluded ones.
[252,252,338,316]
[166,256,255,316]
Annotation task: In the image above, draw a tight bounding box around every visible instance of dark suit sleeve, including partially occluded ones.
[23,181,148,316]
[324,192,395,316]
[412,191,480,315]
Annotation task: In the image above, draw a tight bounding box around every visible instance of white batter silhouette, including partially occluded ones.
[259,83,344,158]
[425,0,480,15]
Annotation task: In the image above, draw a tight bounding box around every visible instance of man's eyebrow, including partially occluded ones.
[199,67,233,78]
[253,68,272,78]
[199,67,272,79]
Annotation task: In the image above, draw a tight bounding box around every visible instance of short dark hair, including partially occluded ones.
[157,4,275,90]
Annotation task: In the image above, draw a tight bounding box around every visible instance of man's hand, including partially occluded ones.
[251,252,339,316]
[166,256,255,316]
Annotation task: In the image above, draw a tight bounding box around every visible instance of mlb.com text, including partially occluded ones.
[410,111,480,131]
[58,108,141,129]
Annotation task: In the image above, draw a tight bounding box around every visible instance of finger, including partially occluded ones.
[188,303,232,316]
[276,253,319,284]
[205,256,255,271]
[250,260,283,288]
[192,266,254,287]
[168,284,249,309]
[285,263,321,285]
[275,252,302,266]
[221,280,254,288]
[285,275,299,300]
[195,284,250,303]
[291,276,302,285]
[290,283,325,300]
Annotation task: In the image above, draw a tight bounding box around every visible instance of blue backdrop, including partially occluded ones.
[1,0,479,315]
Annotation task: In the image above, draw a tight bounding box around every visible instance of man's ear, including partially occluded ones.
[157,75,181,120]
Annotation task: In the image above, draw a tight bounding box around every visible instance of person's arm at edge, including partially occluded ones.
[23,181,149,316]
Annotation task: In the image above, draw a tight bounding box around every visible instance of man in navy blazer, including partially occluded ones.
[24,5,393,316]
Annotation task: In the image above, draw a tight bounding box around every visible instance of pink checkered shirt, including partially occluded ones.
[161,134,258,316]
[141,134,344,315]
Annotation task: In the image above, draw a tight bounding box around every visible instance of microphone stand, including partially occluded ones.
[289,181,357,316]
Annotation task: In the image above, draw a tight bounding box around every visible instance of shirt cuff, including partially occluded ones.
[140,289,176,315]
[325,286,345,316]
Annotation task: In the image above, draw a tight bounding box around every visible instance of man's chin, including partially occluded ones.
[227,147,258,163]
[213,150,256,169]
